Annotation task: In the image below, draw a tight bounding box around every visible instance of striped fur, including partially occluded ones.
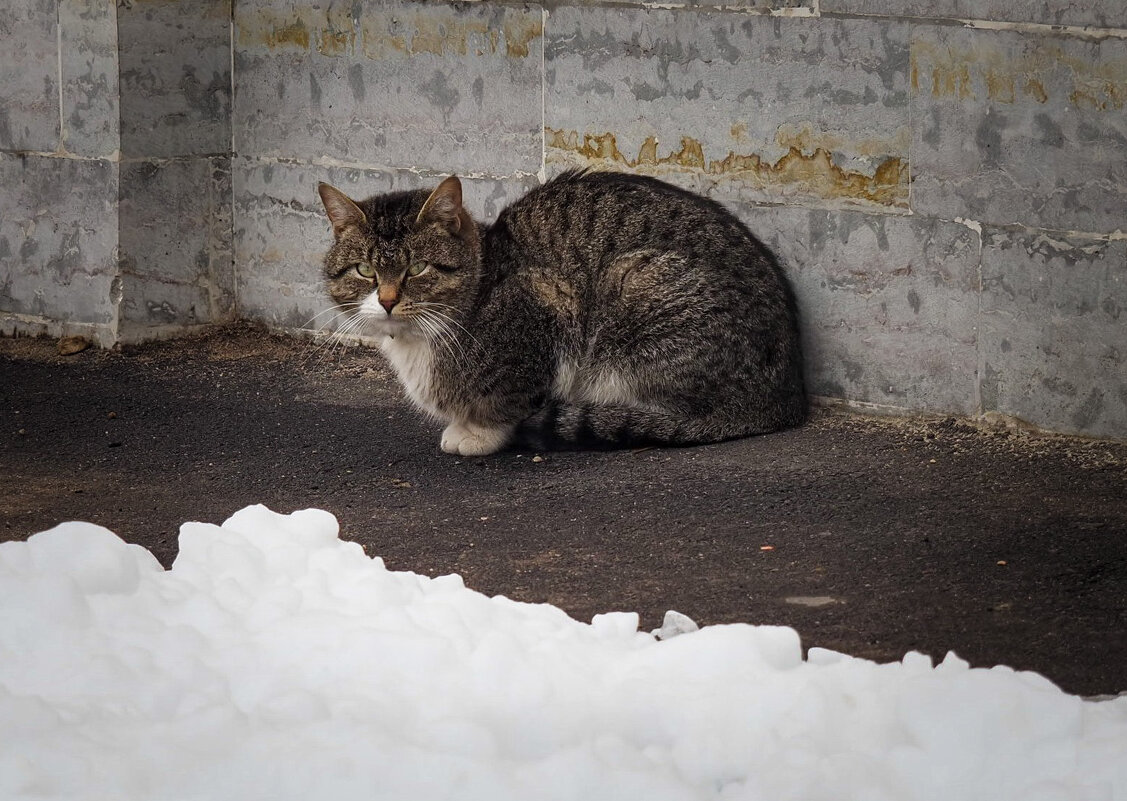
[320,170,806,454]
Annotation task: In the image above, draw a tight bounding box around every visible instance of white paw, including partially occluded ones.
[440,421,512,456]
[440,422,469,454]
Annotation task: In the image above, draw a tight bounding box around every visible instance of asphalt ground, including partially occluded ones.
[2,325,1125,696]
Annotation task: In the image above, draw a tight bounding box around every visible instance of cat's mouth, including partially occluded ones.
[356,310,415,338]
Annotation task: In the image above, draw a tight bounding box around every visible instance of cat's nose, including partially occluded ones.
[378,288,399,314]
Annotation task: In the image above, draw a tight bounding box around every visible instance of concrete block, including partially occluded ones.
[118,274,215,337]
[911,25,1127,234]
[233,159,538,331]
[117,156,235,328]
[60,0,119,158]
[120,158,220,282]
[821,0,1127,28]
[979,229,1127,440]
[742,204,981,412]
[603,0,814,9]
[0,154,119,332]
[0,0,59,153]
[233,0,543,176]
[544,7,910,212]
[118,0,232,158]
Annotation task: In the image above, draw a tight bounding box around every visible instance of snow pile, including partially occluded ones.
[1,506,1124,801]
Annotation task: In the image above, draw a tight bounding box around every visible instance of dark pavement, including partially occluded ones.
[2,326,1126,696]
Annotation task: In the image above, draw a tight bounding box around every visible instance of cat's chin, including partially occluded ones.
[364,316,415,339]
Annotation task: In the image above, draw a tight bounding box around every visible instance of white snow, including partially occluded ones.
[1,505,1124,801]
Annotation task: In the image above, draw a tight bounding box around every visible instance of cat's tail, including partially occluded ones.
[513,401,802,451]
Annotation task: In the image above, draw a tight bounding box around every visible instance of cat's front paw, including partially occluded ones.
[440,422,469,454]
[440,421,512,456]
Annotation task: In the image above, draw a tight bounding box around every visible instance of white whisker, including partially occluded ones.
[300,302,361,330]
[298,303,367,368]
[414,303,481,353]
[414,308,466,369]
[414,312,459,368]
[309,312,368,365]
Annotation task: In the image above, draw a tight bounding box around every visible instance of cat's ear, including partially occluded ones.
[318,182,366,238]
[416,176,473,238]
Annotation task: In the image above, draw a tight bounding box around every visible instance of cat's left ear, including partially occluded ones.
[416,176,473,238]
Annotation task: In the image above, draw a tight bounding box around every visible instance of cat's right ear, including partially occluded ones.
[318,183,366,238]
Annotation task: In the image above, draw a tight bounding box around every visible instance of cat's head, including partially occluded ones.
[318,176,481,337]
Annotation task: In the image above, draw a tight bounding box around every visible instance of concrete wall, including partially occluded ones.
[115,0,235,341]
[0,0,234,346]
[3,1,1125,440]
[2,0,120,347]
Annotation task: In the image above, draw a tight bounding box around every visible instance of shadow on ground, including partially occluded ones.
[3,325,1126,696]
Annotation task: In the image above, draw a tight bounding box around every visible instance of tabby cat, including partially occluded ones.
[318,170,805,455]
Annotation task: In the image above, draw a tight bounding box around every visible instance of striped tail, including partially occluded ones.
[514,402,730,451]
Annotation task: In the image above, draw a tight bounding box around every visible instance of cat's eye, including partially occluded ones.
[354,263,376,279]
[406,261,429,277]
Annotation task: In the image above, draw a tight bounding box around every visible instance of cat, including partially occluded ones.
[317,170,805,455]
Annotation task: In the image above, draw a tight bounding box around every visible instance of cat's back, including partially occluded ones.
[498,170,737,242]
[505,168,724,218]
[489,170,781,287]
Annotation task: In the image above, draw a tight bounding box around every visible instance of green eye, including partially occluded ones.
[355,263,376,279]
[406,261,429,277]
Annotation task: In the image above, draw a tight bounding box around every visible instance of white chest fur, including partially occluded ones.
[380,335,443,420]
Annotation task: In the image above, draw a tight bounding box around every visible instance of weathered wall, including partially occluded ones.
[115,0,235,341]
[2,0,120,347]
[3,1,1125,439]
[0,0,233,346]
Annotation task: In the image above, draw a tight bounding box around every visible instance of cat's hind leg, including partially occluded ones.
[440,420,514,456]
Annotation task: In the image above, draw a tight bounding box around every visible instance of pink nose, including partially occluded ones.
[378,289,399,313]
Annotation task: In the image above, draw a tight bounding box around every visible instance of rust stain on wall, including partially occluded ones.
[774,123,911,160]
[931,62,974,100]
[1069,87,1123,111]
[364,17,541,59]
[502,20,542,58]
[545,128,909,209]
[1025,79,1048,103]
[317,20,356,57]
[238,7,540,60]
[985,70,1015,103]
[665,137,707,170]
[266,19,310,51]
[711,148,907,207]
[912,40,1127,111]
[238,8,354,54]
